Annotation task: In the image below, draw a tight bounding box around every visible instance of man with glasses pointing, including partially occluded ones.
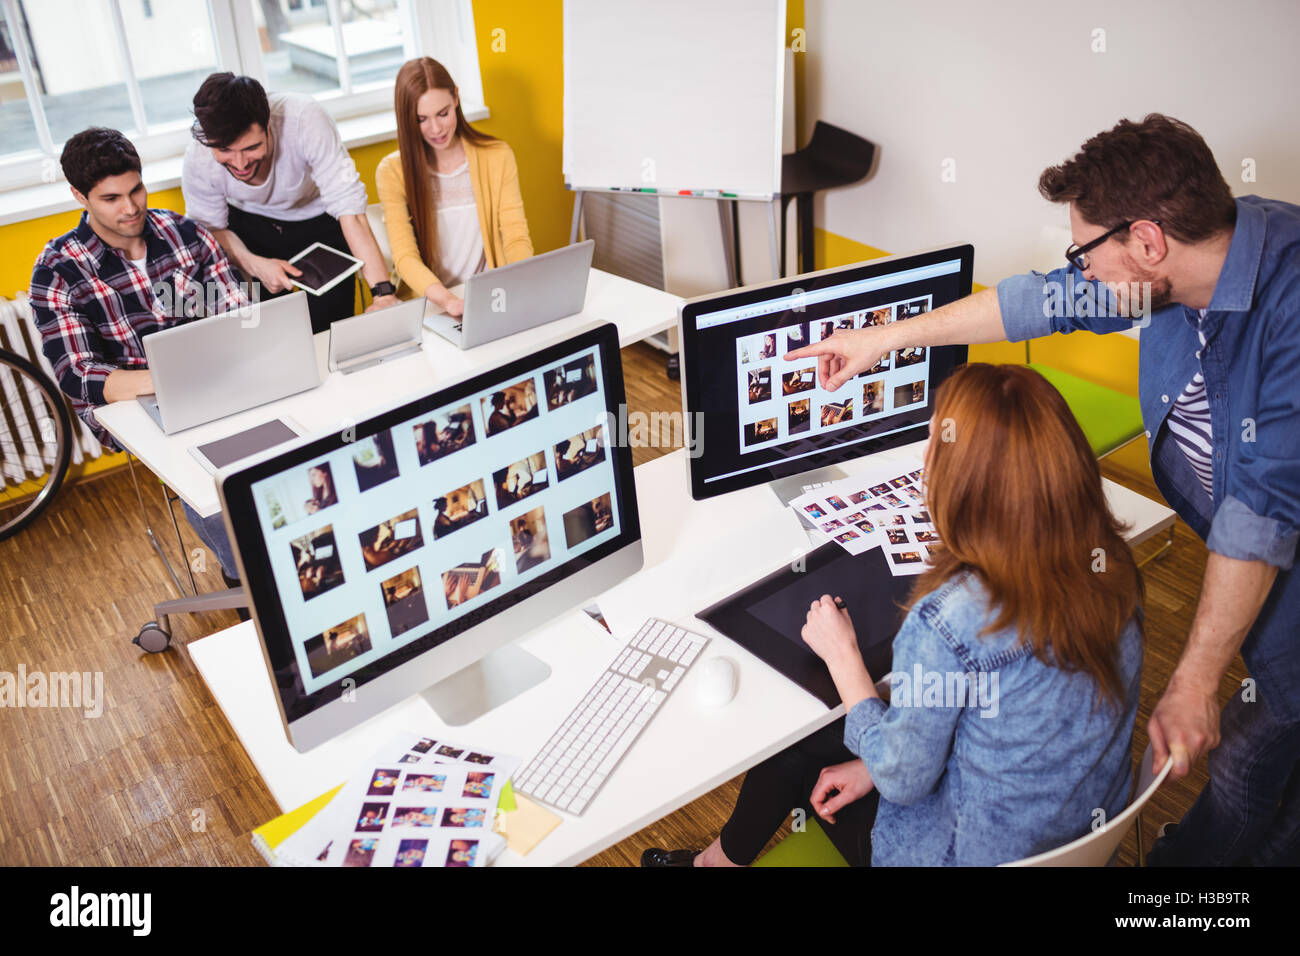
[788,114,1300,866]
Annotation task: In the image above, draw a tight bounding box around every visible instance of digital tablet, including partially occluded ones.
[697,541,914,708]
[289,242,363,296]
[189,418,307,475]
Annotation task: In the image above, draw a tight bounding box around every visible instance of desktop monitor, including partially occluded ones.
[217,323,642,750]
[678,245,973,501]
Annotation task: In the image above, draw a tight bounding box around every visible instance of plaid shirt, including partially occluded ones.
[30,208,248,446]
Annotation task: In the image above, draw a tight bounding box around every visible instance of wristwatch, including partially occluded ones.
[369,280,396,298]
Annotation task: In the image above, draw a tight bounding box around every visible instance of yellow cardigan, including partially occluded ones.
[375,138,534,298]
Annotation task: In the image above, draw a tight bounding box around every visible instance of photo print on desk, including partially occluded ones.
[402,771,447,793]
[352,430,401,491]
[511,505,551,573]
[356,803,388,832]
[544,353,598,410]
[493,451,549,509]
[482,377,540,436]
[554,424,606,481]
[304,612,371,678]
[359,507,424,571]
[433,479,489,540]
[447,839,479,867]
[413,402,476,466]
[441,808,487,829]
[291,524,345,600]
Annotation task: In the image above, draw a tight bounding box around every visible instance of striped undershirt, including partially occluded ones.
[1165,309,1214,500]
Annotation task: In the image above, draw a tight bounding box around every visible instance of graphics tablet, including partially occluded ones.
[698,541,914,708]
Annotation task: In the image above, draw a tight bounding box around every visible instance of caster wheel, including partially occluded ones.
[666,353,680,380]
[133,621,172,653]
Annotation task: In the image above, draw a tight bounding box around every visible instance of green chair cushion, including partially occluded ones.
[753,817,850,867]
[1027,363,1144,457]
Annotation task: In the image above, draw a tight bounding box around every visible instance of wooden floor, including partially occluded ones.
[0,342,1241,867]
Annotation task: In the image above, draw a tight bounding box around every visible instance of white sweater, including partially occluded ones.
[181,92,368,229]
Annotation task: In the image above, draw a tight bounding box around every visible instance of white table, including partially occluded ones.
[95,268,683,518]
[188,443,1176,866]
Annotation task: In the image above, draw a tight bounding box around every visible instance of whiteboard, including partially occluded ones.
[563,0,786,198]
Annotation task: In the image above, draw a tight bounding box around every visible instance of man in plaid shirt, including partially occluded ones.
[30,127,250,586]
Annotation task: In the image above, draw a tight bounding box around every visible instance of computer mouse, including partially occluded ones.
[695,657,739,708]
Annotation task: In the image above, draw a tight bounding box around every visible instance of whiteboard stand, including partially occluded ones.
[570,189,778,293]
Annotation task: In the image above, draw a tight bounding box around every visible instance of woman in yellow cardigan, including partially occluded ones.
[376,57,533,316]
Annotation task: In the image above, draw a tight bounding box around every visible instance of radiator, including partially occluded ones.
[0,293,107,491]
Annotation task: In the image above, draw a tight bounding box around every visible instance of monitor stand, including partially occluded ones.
[421,644,552,726]
[768,465,848,508]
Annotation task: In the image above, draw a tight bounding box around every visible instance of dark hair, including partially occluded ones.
[191,72,271,149]
[1039,114,1236,243]
[60,127,141,196]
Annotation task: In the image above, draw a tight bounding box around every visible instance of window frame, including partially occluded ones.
[0,0,485,197]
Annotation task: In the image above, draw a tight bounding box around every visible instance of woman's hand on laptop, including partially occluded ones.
[250,255,302,295]
[424,284,464,318]
[810,759,875,824]
[785,327,896,391]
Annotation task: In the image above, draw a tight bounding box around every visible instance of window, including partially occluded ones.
[0,0,482,193]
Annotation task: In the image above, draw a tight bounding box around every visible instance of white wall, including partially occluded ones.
[804,0,1300,285]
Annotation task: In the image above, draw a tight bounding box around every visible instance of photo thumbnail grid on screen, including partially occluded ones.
[247,345,623,694]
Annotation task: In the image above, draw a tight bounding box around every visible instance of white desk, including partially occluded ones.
[95,268,682,518]
[188,444,1176,867]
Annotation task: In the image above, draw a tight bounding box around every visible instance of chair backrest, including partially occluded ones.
[366,202,394,273]
[1001,745,1172,867]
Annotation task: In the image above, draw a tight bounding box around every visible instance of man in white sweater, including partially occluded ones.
[182,73,398,333]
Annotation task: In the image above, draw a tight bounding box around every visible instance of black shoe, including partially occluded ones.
[222,572,251,622]
[666,354,680,380]
[641,847,700,868]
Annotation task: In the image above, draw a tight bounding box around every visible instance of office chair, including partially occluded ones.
[1002,745,1172,867]
[778,121,878,276]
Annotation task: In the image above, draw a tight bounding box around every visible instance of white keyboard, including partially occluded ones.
[514,618,710,816]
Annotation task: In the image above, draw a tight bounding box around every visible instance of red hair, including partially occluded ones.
[910,364,1141,708]
[393,58,497,273]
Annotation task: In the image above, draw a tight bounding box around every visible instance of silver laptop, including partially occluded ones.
[425,239,594,349]
[329,297,425,373]
[137,291,320,434]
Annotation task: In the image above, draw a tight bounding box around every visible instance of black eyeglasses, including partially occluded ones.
[1065,219,1162,271]
[1065,221,1131,271]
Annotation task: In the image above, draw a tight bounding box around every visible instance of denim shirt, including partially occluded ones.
[997,196,1300,721]
[845,571,1142,866]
